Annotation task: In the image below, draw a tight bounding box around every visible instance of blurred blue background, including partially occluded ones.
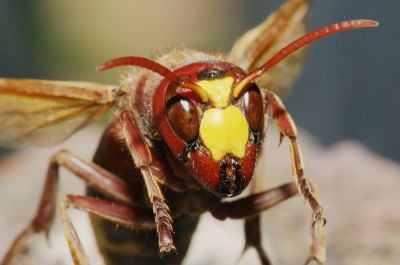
[0,0,398,161]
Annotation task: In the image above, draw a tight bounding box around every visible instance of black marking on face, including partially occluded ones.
[179,139,200,163]
[197,69,226,81]
[218,159,245,197]
[251,131,262,150]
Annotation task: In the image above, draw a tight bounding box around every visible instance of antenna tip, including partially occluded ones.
[362,20,380,28]
[96,64,106,72]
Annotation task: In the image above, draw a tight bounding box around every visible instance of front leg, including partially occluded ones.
[265,90,325,222]
[265,90,326,264]
[120,110,175,254]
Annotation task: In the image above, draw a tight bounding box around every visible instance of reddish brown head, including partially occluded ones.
[153,62,263,197]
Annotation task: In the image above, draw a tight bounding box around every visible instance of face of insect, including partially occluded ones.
[154,62,263,197]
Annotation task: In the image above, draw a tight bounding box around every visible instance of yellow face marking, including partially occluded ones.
[197,77,234,108]
[199,105,249,161]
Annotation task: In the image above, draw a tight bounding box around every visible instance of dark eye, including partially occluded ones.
[166,97,200,142]
[197,69,226,80]
[242,84,263,131]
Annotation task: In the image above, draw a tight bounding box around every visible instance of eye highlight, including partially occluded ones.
[166,97,200,142]
[241,84,263,131]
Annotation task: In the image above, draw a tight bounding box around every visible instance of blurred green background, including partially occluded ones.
[0,0,398,161]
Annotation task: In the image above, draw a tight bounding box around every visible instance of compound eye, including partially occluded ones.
[166,97,200,142]
[242,84,263,131]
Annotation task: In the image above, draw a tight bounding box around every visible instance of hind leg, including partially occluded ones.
[1,150,133,265]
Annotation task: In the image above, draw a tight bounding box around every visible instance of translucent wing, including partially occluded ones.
[229,0,311,96]
[0,78,117,147]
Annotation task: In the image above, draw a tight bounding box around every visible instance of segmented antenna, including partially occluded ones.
[97,56,209,102]
[233,19,379,98]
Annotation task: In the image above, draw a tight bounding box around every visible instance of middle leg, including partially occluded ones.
[211,182,297,220]
[211,182,321,265]
[243,216,271,265]
[240,172,274,265]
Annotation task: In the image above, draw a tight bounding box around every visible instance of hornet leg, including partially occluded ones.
[60,195,154,265]
[1,150,133,265]
[265,90,326,264]
[120,111,175,254]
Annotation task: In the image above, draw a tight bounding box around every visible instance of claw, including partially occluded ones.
[308,210,327,265]
[278,132,284,147]
[304,256,325,265]
[159,244,177,258]
[312,210,327,227]
[238,245,271,265]
[235,246,248,265]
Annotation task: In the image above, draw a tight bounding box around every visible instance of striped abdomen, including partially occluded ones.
[88,208,199,265]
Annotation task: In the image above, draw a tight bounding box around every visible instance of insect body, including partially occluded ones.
[0,0,378,264]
